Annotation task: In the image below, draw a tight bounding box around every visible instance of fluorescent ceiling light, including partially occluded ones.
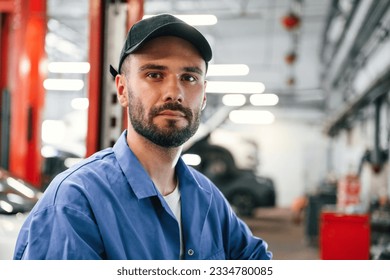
[250,93,279,106]
[46,33,80,57]
[222,94,246,106]
[229,110,275,125]
[48,62,90,74]
[41,120,66,144]
[0,200,13,213]
[64,158,84,168]
[206,81,265,94]
[6,177,36,198]
[6,193,25,205]
[41,145,60,158]
[71,98,89,110]
[143,14,217,26]
[207,64,249,76]
[182,154,202,166]
[43,79,84,91]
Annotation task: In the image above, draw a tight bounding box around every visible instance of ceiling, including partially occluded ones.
[46,0,332,125]
[145,0,330,100]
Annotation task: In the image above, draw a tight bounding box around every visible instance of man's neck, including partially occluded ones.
[126,129,182,196]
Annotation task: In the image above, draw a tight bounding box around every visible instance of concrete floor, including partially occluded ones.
[243,207,320,260]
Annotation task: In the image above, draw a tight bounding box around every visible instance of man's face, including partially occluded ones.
[120,36,207,148]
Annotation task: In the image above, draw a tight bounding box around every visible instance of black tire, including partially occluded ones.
[229,191,256,217]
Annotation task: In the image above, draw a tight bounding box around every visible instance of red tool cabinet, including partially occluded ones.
[320,211,370,260]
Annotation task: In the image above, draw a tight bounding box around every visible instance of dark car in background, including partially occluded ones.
[41,145,84,191]
[183,135,276,216]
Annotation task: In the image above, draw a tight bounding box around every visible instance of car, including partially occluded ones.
[41,145,84,191]
[182,135,276,216]
[0,168,42,259]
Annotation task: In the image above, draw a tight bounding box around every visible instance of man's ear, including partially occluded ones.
[115,75,128,107]
[201,98,207,111]
[201,81,207,111]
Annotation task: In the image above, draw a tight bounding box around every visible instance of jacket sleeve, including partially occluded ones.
[13,174,106,261]
[14,204,104,260]
[224,207,273,260]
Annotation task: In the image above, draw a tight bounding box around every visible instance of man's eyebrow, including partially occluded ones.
[138,64,167,72]
[183,66,204,76]
[138,64,204,76]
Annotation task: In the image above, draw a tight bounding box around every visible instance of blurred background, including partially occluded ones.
[0,0,389,260]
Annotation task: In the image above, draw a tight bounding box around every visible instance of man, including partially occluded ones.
[14,14,272,260]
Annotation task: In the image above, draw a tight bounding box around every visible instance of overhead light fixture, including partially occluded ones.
[0,200,13,213]
[206,81,265,94]
[43,79,84,91]
[64,158,84,168]
[71,98,89,110]
[46,33,80,57]
[6,177,36,198]
[207,64,249,76]
[229,110,275,125]
[143,14,217,26]
[42,120,66,144]
[41,145,59,158]
[250,93,279,106]
[222,94,246,106]
[182,154,202,166]
[48,62,90,74]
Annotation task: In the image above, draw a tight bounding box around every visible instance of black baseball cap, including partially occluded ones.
[110,14,213,77]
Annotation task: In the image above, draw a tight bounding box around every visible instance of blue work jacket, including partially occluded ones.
[13,131,272,260]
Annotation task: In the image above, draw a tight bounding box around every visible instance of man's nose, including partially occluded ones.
[162,78,183,103]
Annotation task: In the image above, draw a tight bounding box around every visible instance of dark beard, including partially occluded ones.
[128,94,201,148]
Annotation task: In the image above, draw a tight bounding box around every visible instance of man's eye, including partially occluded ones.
[147,72,163,79]
[182,75,197,82]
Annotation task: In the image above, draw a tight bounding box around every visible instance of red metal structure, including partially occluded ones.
[86,0,104,157]
[1,0,46,187]
[1,0,144,186]
[86,0,143,155]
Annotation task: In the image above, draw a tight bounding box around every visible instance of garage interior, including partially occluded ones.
[1,0,390,260]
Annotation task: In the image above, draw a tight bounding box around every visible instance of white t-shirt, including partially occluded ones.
[163,183,183,258]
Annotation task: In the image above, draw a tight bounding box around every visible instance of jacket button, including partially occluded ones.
[187,249,194,256]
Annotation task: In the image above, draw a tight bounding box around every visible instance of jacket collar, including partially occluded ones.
[113,131,158,199]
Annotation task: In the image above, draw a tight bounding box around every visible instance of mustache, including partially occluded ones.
[150,102,193,119]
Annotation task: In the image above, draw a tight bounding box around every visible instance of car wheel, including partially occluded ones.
[230,191,256,217]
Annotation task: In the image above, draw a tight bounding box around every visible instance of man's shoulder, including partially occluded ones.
[60,147,117,177]
[46,147,121,193]
[37,147,123,209]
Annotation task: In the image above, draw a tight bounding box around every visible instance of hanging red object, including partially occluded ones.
[287,76,295,86]
[281,12,301,31]
[285,52,297,64]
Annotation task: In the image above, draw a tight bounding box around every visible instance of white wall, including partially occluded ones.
[252,121,328,207]
[211,113,328,208]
